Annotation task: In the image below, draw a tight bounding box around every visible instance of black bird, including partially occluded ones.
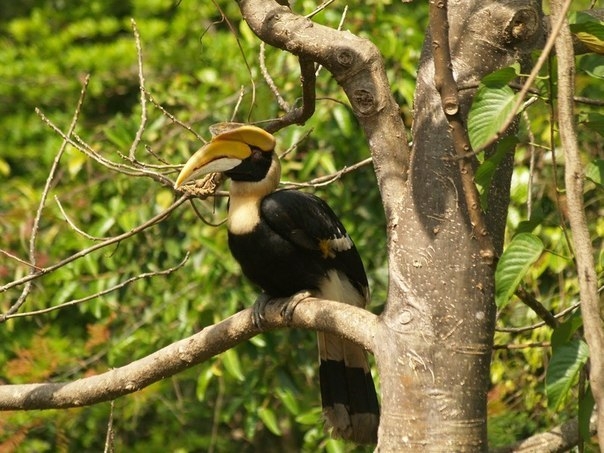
[175,124,379,444]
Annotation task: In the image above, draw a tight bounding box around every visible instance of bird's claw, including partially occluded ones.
[252,293,272,329]
[252,291,312,328]
[281,290,312,324]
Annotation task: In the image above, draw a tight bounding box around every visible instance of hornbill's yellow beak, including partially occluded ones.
[174,125,276,188]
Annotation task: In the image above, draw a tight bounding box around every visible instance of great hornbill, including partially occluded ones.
[175,124,379,444]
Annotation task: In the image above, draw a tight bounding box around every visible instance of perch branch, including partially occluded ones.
[515,286,559,329]
[0,296,378,410]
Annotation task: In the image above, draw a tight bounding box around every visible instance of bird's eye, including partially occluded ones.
[250,148,265,162]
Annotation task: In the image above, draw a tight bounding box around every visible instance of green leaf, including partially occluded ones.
[585,158,604,186]
[481,65,520,86]
[579,386,595,440]
[546,339,589,410]
[475,136,518,208]
[580,113,604,137]
[196,366,214,402]
[578,54,604,79]
[325,438,346,453]
[551,310,583,350]
[295,408,322,425]
[495,233,544,308]
[258,407,282,436]
[468,77,519,150]
[570,12,604,54]
[0,157,10,176]
[222,348,245,382]
[275,387,300,415]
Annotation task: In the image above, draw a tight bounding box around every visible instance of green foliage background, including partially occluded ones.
[0,1,602,451]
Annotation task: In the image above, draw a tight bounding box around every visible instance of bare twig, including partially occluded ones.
[0,249,42,271]
[0,296,378,410]
[305,0,335,19]
[263,56,316,134]
[493,341,550,350]
[144,88,206,144]
[210,0,256,122]
[314,4,348,77]
[3,254,189,320]
[524,110,537,218]
[230,85,246,121]
[551,0,604,444]
[5,75,91,318]
[515,286,559,329]
[128,19,147,161]
[282,157,373,188]
[496,302,580,333]
[0,196,187,304]
[55,196,107,241]
[259,42,290,111]
[103,401,115,453]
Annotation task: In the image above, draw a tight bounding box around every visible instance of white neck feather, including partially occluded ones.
[227,155,281,235]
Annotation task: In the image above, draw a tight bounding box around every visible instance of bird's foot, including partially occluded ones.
[252,293,272,329]
[252,291,313,328]
[281,290,312,325]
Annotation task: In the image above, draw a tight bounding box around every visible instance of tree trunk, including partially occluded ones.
[374,1,543,451]
[238,0,545,450]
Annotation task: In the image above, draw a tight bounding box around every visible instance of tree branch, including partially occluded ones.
[237,0,409,230]
[0,296,378,410]
[551,0,604,446]
[429,0,495,264]
[491,416,596,453]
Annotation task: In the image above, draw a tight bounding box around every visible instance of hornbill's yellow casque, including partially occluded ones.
[175,124,379,444]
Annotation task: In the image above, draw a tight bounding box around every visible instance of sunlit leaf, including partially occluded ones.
[468,66,521,150]
[546,339,589,410]
[275,387,300,415]
[570,12,604,54]
[258,407,282,436]
[222,348,245,382]
[585,158,604,186]
[495,233,544,308]
[0,157,10,176]
[475,136,518,208]
[196,366,214,402]
[551,310,583,350]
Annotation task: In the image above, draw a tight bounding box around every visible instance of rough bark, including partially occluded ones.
[550,0,604,446]
[237,1,545,451]
[380,1,542,450]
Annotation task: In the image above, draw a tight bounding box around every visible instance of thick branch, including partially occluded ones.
[238,0,409,230]
[491,417,596,453]
[0,297,377,410]
[551,0,604,446]
[429,0,495,264]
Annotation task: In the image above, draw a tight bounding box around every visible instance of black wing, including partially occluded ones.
[260,189,368,296]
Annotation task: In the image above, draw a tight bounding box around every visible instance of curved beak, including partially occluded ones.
[174,139,251,188]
